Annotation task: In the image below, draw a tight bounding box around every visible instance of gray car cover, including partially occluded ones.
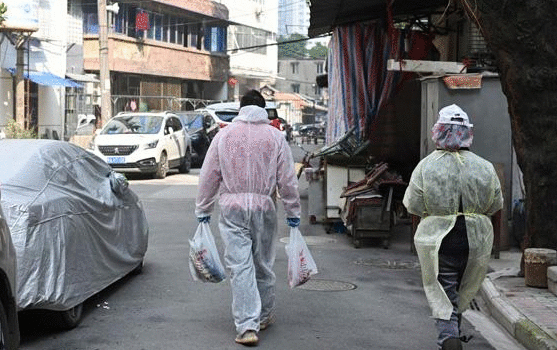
[0,139,149,311]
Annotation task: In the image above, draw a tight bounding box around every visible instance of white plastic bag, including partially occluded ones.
[285,227,318,288]
[188,222,226,283]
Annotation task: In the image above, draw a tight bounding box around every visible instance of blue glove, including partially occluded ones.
[197,216,210,223]
[287,217,300,227]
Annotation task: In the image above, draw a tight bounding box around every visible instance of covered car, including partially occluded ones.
[0,139,149,328]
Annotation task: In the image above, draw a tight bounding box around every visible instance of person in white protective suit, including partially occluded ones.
[195,90,301,346]
[403,104,503,350]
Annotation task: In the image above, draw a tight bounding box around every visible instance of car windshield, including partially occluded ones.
[179,113,204,130]
[215,111,238,122]
[101,115,163,135]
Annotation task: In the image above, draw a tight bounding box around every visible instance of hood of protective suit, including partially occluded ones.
[234,105,271,124]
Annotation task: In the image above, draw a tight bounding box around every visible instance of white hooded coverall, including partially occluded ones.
[195,105,301,335]
[403,150,503,320]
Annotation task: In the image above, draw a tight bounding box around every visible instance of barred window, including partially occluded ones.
[229,25,268,55]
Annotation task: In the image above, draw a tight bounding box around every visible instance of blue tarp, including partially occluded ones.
[5,68,82,88]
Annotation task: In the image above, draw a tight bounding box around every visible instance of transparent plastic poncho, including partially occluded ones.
[403,150,503,320]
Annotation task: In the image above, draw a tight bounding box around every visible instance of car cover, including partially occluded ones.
[0,139,149,311]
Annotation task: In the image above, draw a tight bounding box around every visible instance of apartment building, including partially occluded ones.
[278,0,309,37]
[0,0,230,140]
[276,57,327,103]
[214,0,278,100]
[82,0,230,112]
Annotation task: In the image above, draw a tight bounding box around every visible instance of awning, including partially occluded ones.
[65,72,99,83]
[6,68,82,88]
[308,0,448,37]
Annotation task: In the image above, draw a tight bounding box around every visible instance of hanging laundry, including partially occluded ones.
[136,10,150,31]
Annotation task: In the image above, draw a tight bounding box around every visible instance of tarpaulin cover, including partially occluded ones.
[0,139,149,311]
[326,20,433,144]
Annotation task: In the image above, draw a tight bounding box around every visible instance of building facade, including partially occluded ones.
[82,0,230,114]
[0,0,230,140]
[277,0,309,37]
[0,0,75,139]
[276,57,327,104]
[214,0,278,100]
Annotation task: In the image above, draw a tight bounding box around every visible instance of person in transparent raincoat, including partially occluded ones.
[403,104,503,350]
[195,90,301,346]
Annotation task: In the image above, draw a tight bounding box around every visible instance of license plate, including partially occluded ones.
[107,156,125,164]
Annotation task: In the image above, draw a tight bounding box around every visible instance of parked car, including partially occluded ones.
[0,191,20,349]
[90,111,192,178]
[197,102,240,128]
[0,139,149,330]
[75,114,96,135]
[197,102,287,138]
[175,111,219,167]
[299,123,326,140]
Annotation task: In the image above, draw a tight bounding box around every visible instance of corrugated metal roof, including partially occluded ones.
[308,0,449,37]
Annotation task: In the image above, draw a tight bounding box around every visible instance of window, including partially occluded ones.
[189,24,199,48]
[291,62,299,74]
[230,25,268,55]
[177,23,184,45]
[204,26,227,52]
[291,84,300,93]
[102,5,212,50]
[83,4,98,34]
[169,17,176,43]
[316,62,324,74]
[314,85,321,95]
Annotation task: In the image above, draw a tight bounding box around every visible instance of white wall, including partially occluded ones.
[0,0,68,138]
[215,0,278,93]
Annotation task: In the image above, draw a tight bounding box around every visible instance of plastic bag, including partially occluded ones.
[188,222,226,283]
[285,227,318,288]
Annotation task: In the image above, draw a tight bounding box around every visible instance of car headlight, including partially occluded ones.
[145,140,159,149]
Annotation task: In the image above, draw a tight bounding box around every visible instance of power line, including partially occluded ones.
[228,33,329,53]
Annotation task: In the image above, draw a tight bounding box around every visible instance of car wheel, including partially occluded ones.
[130,260,144,275]
[0,300,16,350]
[154,152,168,179]
[54,303,83,330]
[179,149,192,174]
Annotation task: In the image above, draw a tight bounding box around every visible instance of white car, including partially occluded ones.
[197,101,281,129]
[90,111,192,178]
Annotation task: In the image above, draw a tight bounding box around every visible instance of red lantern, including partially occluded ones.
[136,10,150,31]
[228,77,238,87]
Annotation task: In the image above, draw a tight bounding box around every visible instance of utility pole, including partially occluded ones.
[98,0,111,126]
[15,37,25,129]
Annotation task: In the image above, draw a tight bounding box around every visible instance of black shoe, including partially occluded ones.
[441,337,462,350]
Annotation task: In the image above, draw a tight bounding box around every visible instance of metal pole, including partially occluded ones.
[98,0,111,127]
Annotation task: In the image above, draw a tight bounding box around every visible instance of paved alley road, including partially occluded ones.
[16,142,523,350]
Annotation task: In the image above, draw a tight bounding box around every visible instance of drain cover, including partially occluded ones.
[297,279,357,291]
[354,258,420,270]
[279,236,336,246]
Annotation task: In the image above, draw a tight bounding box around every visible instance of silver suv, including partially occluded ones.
[90,111,192,178]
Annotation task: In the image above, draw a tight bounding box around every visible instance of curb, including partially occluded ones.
[479,277,557,350]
